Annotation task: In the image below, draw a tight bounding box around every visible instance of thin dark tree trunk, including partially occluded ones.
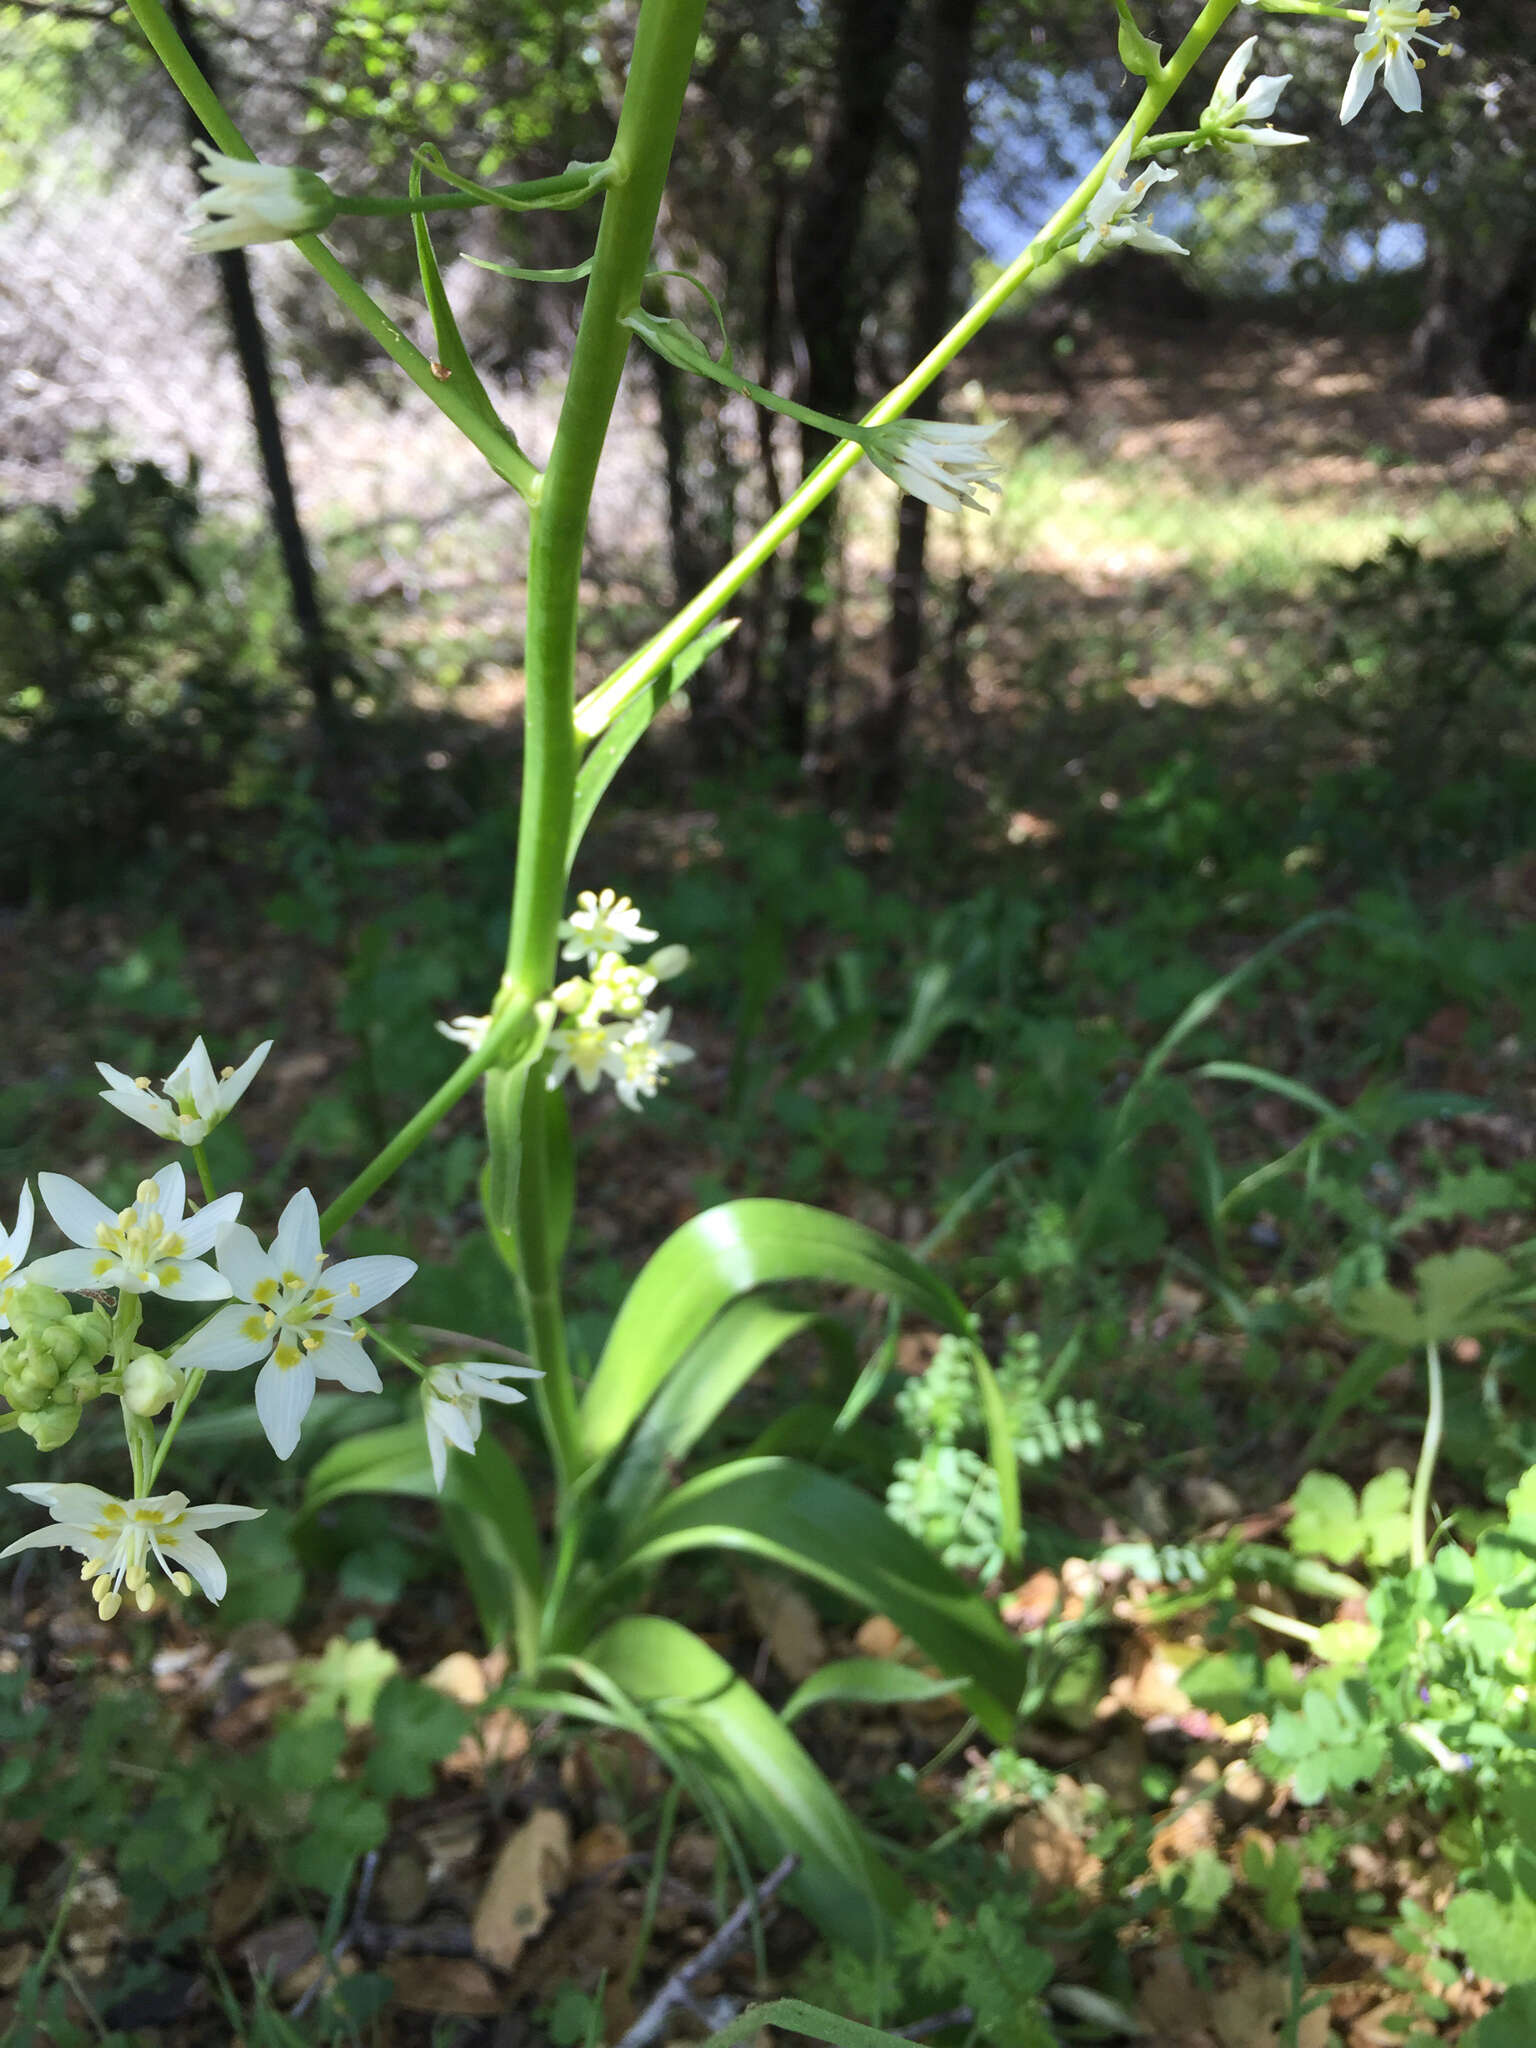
[878,0,982,789]
[169,0,337,724]
[777,0,911,759]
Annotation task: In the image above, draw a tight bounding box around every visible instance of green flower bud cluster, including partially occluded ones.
[0,1284,113,1449]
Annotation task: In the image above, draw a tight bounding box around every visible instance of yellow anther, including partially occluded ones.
[219,1064,235,1080]
[171,1571,192,1596]
[126,1563,147,1591]
[302,1334,322,1351]
[113,1211,135,1234]
[92,1571,112,1598]
[98,1591,122,1621]
[263,1311,277,1329]
[133,1076,151,1091]
[136,1179,159,1204]
[135,1583,155,1612]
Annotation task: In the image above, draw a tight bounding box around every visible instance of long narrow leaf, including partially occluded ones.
[702,2001,929,2048]
[602,1300,849,1529]
[579,1200,967,1469]
[1115,912,1343,1135]
[781,1658,962,1725]
[619,1456,1025,1736]
[584,1616,905,1951]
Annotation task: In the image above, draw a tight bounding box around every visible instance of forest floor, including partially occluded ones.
[4,303,1536,2047]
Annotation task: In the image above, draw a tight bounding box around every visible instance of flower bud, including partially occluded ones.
[4,1283,72,1336]
[19,1406,82,1450]
[122,1351,184,1419]
[645,944,691,982]
[17,1356,60,1397]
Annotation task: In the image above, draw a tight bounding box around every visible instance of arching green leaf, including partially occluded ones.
[578,1200,967,1470]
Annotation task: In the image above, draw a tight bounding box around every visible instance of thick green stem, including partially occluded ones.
[502,0,706,994]
[512,1077,582,1487]
[124,0,541,502]
[497,0,705,1497]
[1411,1340,1444,1573]
[574,0,1241,741]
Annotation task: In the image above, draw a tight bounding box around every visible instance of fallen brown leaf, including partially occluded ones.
[472,1807,571,1970]
[388,1956,502,2015]
[741,1570,827,1682]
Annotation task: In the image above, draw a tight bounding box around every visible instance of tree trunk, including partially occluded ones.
[169,0,337,725]
[877,0,983,792]
[1412,221,1536,398]
[776,0,912,759]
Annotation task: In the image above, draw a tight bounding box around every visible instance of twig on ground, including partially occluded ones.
[896,2008,976,2040]
[614,1854,799,2048]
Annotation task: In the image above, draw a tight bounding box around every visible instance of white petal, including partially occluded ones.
[1383,43,1422,113]
[0,1524,92,1561]
[171,1305,273,1373]
[150,1162,188,1227]
[1212,35,1256,110]
[101,1089,185,1141]
[1240,71,1291,120]
[307,1334,382,1392]
[435,1397,481,1456]
[25,1249,113,1291]
[9,1480,115,1519]
[273,1189,323,1276]
[321,1254,416,1316]
[177,1190,243,1257]
[254,1355,316,1460]
[215,1222,278,1302]
[38,1172,115,1249]
[154,1527,227,1599]
[1340,51,1378,123]
[6,1182,33,1263]
[158,1259,233,1302]
[219,1040,272,1110]
[178,1501,266,1531]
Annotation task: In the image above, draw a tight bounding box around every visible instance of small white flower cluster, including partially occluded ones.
[0,1029,541,1621]
[548,890,695,1111]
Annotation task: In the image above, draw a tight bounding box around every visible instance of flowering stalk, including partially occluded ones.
[572,0,1246,741]
[124,0,541,503]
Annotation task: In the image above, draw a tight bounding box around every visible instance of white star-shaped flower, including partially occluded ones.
[546,1015,630,1093]
[421,1360,542,1492]
[28,1165,240,1299]
[865,421,1005,515]
[96,1035,272,1147]
[172,1189,415,1459]
[1340,2,1460,124]
[0,1182,34,1329]
[1078,139,1189,263]
[611,1007,695,1112]
[184,143,338,253]
[1,1482,262,1619]
[1200,36,1307,148]
[557,889,658,966]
